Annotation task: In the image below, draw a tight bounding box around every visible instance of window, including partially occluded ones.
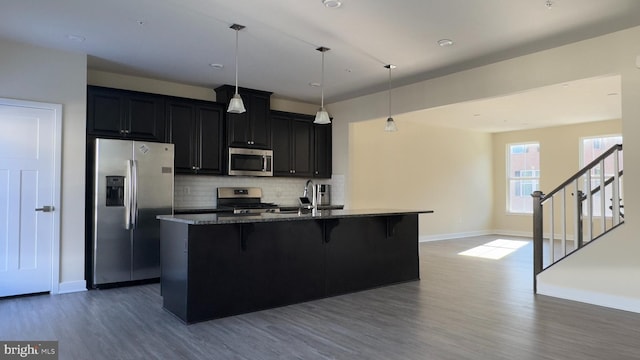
[581,135,623,217]
[507,143,540,213]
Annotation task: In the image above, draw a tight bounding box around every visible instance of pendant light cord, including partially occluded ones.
[234,28,239,95]
[321,50,325,109]
[388,66,392,118]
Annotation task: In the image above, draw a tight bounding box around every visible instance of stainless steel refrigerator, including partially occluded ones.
[90,138,174,287]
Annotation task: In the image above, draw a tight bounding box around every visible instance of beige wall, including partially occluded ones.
[328,25,640,311]
[492,120,622,236]
[0,37,87,291]
[349,117,493,240]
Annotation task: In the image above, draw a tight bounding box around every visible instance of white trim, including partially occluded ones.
[420,230,492,242]
[0,98,62,295]
[57,280,88,294]
[491,229,532,238]
[537,282,640,314]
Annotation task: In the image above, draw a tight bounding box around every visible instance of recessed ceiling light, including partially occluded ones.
[66,34,85,42]
[209,63,224,69]
[322,0,342,8]
[309,82,321,87]
[437,39,454,47]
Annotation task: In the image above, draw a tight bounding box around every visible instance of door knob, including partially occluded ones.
[35,205,54,212]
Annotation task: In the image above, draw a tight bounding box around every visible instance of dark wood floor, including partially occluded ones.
[2,235,640,359]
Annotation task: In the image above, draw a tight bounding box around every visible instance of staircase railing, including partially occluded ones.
[532,144,623,292]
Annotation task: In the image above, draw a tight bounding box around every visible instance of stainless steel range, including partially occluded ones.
[217,187,279,214]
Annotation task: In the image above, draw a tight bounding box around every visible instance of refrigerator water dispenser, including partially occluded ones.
[105,176,125,207]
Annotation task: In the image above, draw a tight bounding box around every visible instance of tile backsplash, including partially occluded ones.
[174,174,344,209]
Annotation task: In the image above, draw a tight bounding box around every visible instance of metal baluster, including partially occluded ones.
[549,196,555,264]
[574,180,582,249]
[600,159,606,232]
[612,149,621,226]
[561,188,566,257]
[585,171,593,243]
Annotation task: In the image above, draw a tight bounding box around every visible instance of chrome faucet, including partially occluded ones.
[303,179,317,209]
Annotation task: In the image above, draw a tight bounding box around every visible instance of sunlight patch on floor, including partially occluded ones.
[458,239,529,260]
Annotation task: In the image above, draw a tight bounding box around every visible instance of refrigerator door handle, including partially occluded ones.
[125,160,133,230]
[132,159,139,229]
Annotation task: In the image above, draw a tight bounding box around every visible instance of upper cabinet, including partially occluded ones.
[166,99,224,175]
[271,111,332,179]
[215,85,272,149]
[87,86,166,142]
[271,111,314,177]
[313,122,332,179]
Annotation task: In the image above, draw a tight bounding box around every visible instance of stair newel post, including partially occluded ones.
[532,190,544,293]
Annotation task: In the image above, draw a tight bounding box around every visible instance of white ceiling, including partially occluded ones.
[0,0,634,131]
[403,75,621,133]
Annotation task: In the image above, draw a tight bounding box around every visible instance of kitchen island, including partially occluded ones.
[158,209,433,323]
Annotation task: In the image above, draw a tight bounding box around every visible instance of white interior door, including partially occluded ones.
[0,99,61,297]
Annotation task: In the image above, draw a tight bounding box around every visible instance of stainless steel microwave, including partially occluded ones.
[228,147,273,176]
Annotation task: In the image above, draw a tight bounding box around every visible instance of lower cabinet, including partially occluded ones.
[325,216,419,294]
[160,214,420,324]
[243,221,325,309]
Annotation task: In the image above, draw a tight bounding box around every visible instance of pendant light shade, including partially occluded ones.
[384,64,398,132]
[385,117,398,132]
[228,24,246,114]
[314,46,331,124]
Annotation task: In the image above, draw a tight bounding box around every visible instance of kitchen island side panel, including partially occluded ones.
[159,220,189,322]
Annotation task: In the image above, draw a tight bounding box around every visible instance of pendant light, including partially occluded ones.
[314,46,331,124]
[228,24,246,113]
[384,64,398,132]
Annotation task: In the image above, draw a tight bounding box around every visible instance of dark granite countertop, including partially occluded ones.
[173,204,344,214]
[158,209,433,225]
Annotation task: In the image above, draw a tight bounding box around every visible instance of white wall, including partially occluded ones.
[327,26,640,312]
[0,37,87,291]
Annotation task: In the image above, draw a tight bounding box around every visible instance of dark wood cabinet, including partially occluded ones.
[271,111,314,177]
[167,99,224,175]
[87,86,166,142]
[215,85,272,149]
[243,221,325,309]
[272,110,331,178]
[313,123,332,178]
[160,213,420,323]
[325,216,419,295]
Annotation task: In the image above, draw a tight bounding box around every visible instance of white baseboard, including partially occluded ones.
[419,230,492,242]
[537,282,640,314]
[57,280,87,294]
[490,229,532,238]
